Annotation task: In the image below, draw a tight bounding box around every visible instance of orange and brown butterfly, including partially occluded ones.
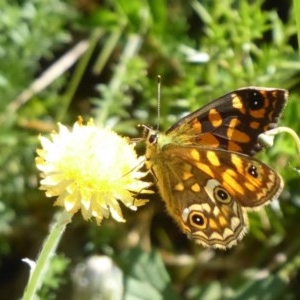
[144,87,288,249]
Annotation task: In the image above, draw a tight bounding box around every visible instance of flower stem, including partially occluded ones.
[266,126,300,161]
[22,210,72,300]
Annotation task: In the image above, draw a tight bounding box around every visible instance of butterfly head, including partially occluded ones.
[143,126,158,145]
[143,125,175,153]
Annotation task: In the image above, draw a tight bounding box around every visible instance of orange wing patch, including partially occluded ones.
[191,118,202,132]
[250,121,260,129]
[199,133,220,147]
[190,148,201,161]
[227,128,251,143]
[249,108,266,119]
[231,95,246,114]
[208,108,222,127]
[228,141,242,152]
[222,172,244,195]
[195,162,214,177]
[182,171,193,180]
[174,182,184,191]
[191,183,201,192]
[228,117,241,128]
[206,151,221,166]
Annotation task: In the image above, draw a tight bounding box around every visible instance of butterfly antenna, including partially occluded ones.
[156,75,161,131]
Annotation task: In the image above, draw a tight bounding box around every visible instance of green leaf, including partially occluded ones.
[123,249,179,300]
[231,274,288,300]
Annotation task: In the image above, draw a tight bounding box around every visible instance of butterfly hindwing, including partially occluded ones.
[148,144,283,249]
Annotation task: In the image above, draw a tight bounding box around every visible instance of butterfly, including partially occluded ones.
[144,87,288,249]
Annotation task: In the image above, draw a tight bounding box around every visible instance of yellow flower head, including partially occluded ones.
[36,119,149,225]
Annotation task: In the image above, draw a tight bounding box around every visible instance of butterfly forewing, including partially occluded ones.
[166,87,288,155]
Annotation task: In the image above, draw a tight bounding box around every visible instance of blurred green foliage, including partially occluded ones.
[0,0,300,299]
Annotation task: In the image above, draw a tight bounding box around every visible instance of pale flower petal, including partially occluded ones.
[36,119,150,224]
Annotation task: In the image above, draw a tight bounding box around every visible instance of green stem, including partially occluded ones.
[57,29,104,122]
[93,28,124,75]
[268,126,300,161]
[22,210,72,300]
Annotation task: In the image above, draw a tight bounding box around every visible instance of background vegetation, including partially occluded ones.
[0,0,300,299]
